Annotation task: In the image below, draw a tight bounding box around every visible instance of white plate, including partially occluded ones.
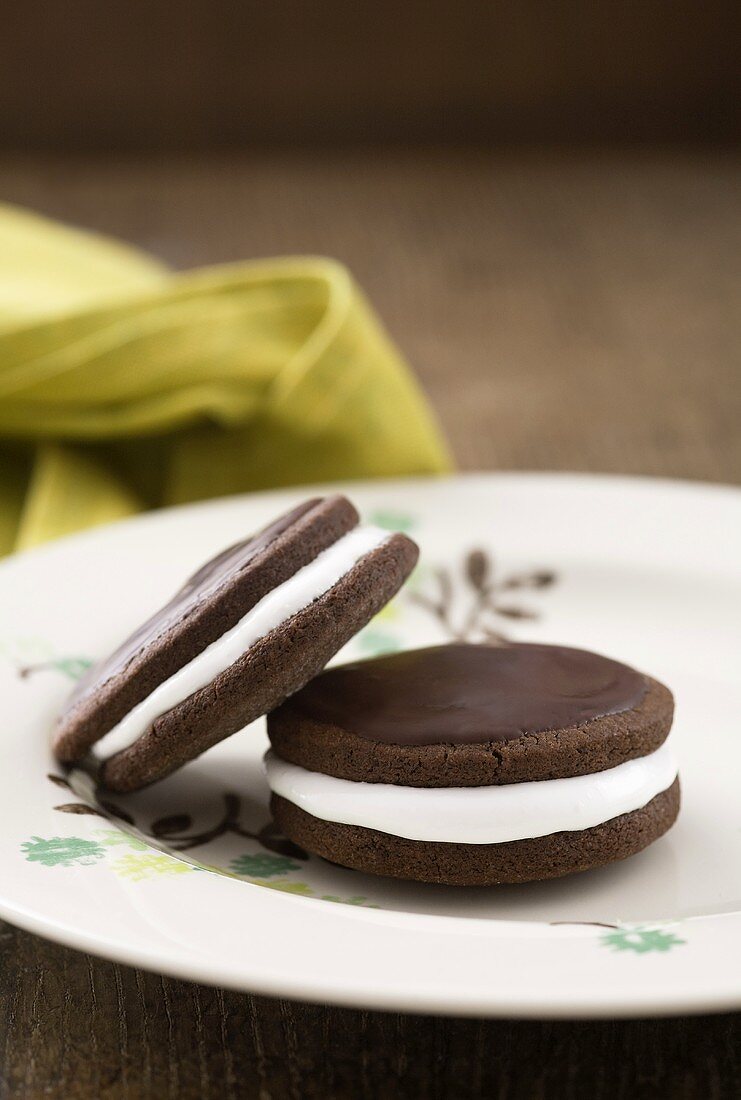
[1,473,739,1018]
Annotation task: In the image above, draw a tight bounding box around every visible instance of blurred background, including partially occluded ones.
[1,0,739,481]
[1,6,741,1096]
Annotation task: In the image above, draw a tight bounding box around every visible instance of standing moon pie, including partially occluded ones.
[53,495,418,791]
[266,643,679,885]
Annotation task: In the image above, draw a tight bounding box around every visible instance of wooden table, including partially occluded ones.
[1,150,739,1098]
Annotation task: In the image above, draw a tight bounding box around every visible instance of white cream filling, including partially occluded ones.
[264,742,678,845]
[95,525,390,760]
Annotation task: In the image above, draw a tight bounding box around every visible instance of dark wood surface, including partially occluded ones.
[2,1,740,148]
[0,150,739,1098]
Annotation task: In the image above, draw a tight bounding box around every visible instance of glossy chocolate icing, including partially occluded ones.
[68,499,320,707]
[291,643,647,745]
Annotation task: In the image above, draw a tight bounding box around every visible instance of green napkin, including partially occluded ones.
[0,204,451,555]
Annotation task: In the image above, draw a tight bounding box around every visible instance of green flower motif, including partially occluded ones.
[3,638,92,680]
[601,926,686,954]
[356,628,402,657]
[253,880,314,896]
[229,853,300,878]
[22,835,106,867]
[52,656,93,681]
[368,509,415,534]
[94,829,149,851]
[111,852,195,881]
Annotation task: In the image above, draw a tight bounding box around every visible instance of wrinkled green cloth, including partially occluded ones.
[0,204,451,554]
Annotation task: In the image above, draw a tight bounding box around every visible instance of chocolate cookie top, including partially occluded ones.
[288,643,647,745]
[67,499,322,716]
[267,643,674,787]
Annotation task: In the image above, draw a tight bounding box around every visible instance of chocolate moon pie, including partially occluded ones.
[54,495,418,791]
[266,643,679,885]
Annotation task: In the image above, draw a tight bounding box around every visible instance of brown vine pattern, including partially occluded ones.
[49,774,308,861]
[409,549,556,642]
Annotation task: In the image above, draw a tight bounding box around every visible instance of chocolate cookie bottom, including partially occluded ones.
[271,778,680,886]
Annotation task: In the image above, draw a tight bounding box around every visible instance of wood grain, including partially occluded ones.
[0,929,740,1099]
[0,150,739,1098]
